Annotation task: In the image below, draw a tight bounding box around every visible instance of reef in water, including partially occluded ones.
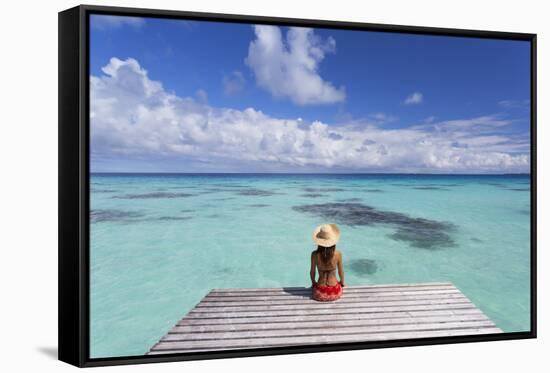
[349,258,379,276]
[292,202,455,249]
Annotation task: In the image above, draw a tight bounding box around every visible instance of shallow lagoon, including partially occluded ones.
[90,173,531,358]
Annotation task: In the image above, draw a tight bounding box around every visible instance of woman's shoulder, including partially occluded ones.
[335,250,343,258]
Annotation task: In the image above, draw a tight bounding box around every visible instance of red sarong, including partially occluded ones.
[312,282,343,301]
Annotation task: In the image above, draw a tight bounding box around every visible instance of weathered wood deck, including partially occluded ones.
[148,282,502,354]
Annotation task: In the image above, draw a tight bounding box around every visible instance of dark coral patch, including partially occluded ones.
[389,222,455,249]
[349,259,378,276]
[292,202,455,249]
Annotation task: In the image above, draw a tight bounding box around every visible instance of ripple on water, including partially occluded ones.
[234,188,279,196]
[412,186,450,191]
[337,198,362,202]
[157,216,192,221]
[300,193,325,198]
[303,187,346,192]
[91,189,117,193]
[112,192,194,199]
[90,209,145,223]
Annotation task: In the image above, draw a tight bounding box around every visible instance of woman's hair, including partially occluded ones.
[316,245,336,265]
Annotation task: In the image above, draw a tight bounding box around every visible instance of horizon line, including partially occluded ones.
[90,171,531,176]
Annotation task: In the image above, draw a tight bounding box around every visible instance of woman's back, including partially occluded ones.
[314,250,342,286]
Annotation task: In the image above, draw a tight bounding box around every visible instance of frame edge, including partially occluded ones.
[58,5,86,368]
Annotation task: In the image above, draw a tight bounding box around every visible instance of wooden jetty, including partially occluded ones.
[148,282,502,354]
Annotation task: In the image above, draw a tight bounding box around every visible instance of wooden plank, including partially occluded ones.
[207,288,458,298]
[212,282,453,293]
[204,288,461,301]
[210,285,456,296]
[199,292,466,307]
[177,309,486,326]
[209,285,455,297]
[184,303,477,319]
[191,296,470,313]
[170,314,493,334]
[150,327,502,352]
[190,297,471,313]
[161,320,496,342]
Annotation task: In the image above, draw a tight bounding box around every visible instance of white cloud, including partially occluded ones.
[498,99,530,109]
[91,15,145,30]
[223,71,246,95]
[404,92,423,105]
[369,112,399,125]
[434,116,511,131]
[91,57,530,173]
[245,25,345,106]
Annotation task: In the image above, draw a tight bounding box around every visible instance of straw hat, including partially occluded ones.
[312,224,341,247]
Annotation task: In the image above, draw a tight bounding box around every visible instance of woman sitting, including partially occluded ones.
[310,224,345,302]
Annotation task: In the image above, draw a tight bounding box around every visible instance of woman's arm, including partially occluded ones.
[310,251,317,287]
[337,251,345,287]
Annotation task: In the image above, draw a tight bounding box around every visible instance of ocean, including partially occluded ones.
[89,173,531,358]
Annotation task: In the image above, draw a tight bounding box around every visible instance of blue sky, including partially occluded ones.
[89,15,531,173]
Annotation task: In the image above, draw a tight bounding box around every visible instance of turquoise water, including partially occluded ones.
[89,173,531,358]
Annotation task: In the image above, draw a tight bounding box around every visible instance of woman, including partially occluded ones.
[310,224,345,301]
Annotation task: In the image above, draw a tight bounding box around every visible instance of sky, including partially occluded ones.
[89,14,531,173]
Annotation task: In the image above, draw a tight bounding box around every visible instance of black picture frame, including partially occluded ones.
[58,4,537,367]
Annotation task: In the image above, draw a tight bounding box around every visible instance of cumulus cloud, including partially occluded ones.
[404,92,423,105]
[245,25,346,105]
[91,57,530,173]
[91,15,145,30]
